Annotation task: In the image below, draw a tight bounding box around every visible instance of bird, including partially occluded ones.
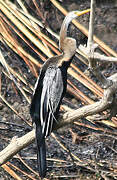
[30,9,90,178]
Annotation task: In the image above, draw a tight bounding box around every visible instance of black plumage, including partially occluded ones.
[30,56,71,177]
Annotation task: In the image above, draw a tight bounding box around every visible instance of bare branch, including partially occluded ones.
[87,0,95,51]
[0,130,35,165]
[79,45,117,62]
[0,76,117,166]
[83,0,113,88]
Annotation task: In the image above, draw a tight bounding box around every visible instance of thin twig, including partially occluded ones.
[87,0,95,51]
[85,0,113,88]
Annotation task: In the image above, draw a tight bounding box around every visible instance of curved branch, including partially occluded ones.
[0,78,117,166]
[55,80,117,129]
[0,130,35,166]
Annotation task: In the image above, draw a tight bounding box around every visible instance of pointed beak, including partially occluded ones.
[75,9,90,16]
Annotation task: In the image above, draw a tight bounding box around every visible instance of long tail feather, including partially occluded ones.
[36,125,46,178]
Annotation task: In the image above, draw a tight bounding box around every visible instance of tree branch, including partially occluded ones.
[0,75,117,166]
[79,45,117,62]
[0,130,35,165]
[81,0,113,88]
[87,0,95,52]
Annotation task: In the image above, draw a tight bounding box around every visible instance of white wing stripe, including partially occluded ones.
[40,87,47,126]
[40,67,64,137]
[45,111,52,137]
[33,75,40,95]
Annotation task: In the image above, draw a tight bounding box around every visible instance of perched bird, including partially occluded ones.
[30,9,90,178]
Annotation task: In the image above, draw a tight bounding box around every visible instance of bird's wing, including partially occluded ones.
[30,66,64,137]
[40,66,64,137]
[30,70,43,124]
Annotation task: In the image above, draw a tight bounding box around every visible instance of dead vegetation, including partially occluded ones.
[0,0,117,179]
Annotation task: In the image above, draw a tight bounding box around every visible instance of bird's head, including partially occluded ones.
[59,9,90,58]
[65,9,90,22]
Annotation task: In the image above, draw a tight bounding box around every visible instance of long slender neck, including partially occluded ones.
[59,13,75,51]
[59,12,77,60]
